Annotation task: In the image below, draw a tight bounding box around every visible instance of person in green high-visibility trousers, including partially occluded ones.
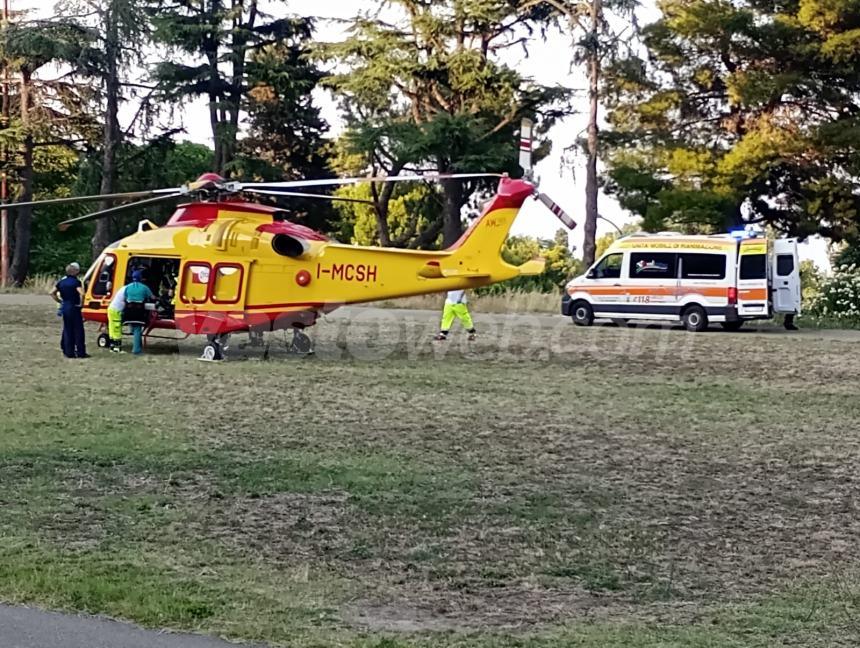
[107,283,128,353]
[124,270,155,354]
[434,290,477,341]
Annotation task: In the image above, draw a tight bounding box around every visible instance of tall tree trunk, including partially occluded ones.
[206,0,224,174]
[93,0,120,258]
[207,39,224,174]
[582,0,602,268]
[208,90,222,173]
[370,184,392,246]
[10,69,32,286]
[223,0,255,178]
[441,178,464,248]
[370,161,405,246]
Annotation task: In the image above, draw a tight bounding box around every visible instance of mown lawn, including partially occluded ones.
[1,303,859,647]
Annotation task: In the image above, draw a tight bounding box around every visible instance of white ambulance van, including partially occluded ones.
[561,231,801,332]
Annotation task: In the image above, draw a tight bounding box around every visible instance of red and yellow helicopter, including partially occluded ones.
[12,121,575,359]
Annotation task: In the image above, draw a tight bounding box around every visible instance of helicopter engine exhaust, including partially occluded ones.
[272,234,309,258]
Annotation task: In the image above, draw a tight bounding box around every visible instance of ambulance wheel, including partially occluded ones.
[97,333,110,349]
[571,301,594,327]
[682,305,708,332]
[721,321,744,332]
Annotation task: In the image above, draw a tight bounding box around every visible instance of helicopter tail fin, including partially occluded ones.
[445,177,534,263]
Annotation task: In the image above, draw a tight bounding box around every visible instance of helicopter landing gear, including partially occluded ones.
[200,333,230,362]
[239,330,271,359]
[97,333,110,350]
[239,330,265,349]
[286,327,314,356]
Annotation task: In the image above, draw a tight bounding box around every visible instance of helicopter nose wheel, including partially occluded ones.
[97,333,110,350]
[200,333,229,362]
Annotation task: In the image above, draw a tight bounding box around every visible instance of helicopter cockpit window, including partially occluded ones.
[211,264,243,304]
[181,262,211,304]
[91,254,116,298]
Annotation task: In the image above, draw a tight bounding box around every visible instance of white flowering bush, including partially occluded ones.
[807,264,860,324]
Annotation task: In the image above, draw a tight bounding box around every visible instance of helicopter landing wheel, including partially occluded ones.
[97,333,110,350]
[289,328,314,356]
[200,344,218,361]
[200,334,226,362]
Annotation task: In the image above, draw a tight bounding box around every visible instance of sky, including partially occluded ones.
[23,0,833,270]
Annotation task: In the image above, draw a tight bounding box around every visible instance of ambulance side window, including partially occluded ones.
[629,252,677,279]
[740,254,767,280]
[776,254,794,276]
[592,253,623,279]
[680,253,726,280]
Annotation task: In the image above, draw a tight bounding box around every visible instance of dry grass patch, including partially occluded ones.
[1,304,859,646]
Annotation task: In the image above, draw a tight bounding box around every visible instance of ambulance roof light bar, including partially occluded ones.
[624,231,695,238]
[730,225,764,239]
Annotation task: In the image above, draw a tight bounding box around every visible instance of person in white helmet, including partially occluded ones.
[434,289,477,341]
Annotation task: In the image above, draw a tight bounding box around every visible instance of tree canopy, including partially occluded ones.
[6,0,860,286]
[603,0,860,242]
[322,0,570,247]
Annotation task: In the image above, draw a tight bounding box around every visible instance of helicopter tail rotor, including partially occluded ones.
[534,191,577,230]
[519,118,534,180]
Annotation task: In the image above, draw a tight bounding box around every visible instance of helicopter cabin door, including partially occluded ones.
[210,263,247,308]
[180,260,248,310]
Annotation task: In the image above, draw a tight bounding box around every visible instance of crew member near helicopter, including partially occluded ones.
[124,270,155,355]
[107,281,128,353]
[434,289,477,341]
[50,261,89,358]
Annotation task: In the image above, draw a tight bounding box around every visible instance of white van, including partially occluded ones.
[561,232,801,332]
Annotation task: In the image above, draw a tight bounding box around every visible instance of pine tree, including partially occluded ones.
[604,0,860,241]
[323,0,570,247]
[148,0,316,176]
[0,16,100,284]
[233,27,335,231]
[527,0,638,267]
[55,0,152,256]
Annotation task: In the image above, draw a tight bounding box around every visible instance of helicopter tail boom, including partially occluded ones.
[435,176,539,279]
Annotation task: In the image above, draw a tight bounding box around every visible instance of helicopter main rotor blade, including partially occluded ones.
[2,189,178,211]
[58,193,183,231]
[244,189,376,205]
[243,172,504,191]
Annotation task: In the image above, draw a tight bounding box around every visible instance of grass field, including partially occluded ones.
[1,303,860,647]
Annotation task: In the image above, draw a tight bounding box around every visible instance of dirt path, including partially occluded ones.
[0,604,261,648]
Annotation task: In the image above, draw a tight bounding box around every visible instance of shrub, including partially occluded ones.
[806,263,860,324]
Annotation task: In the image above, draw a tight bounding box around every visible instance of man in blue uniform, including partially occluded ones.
[50,262,89,358]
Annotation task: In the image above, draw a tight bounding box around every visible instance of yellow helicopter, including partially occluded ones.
[11,122,575,359]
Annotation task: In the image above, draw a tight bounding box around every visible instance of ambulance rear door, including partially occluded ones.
[737,239,770,318]
[772,238,801,314]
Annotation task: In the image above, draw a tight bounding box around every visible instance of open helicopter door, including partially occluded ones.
[771,238,801,315]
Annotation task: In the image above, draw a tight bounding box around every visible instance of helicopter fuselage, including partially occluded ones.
[80,177,545,339]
